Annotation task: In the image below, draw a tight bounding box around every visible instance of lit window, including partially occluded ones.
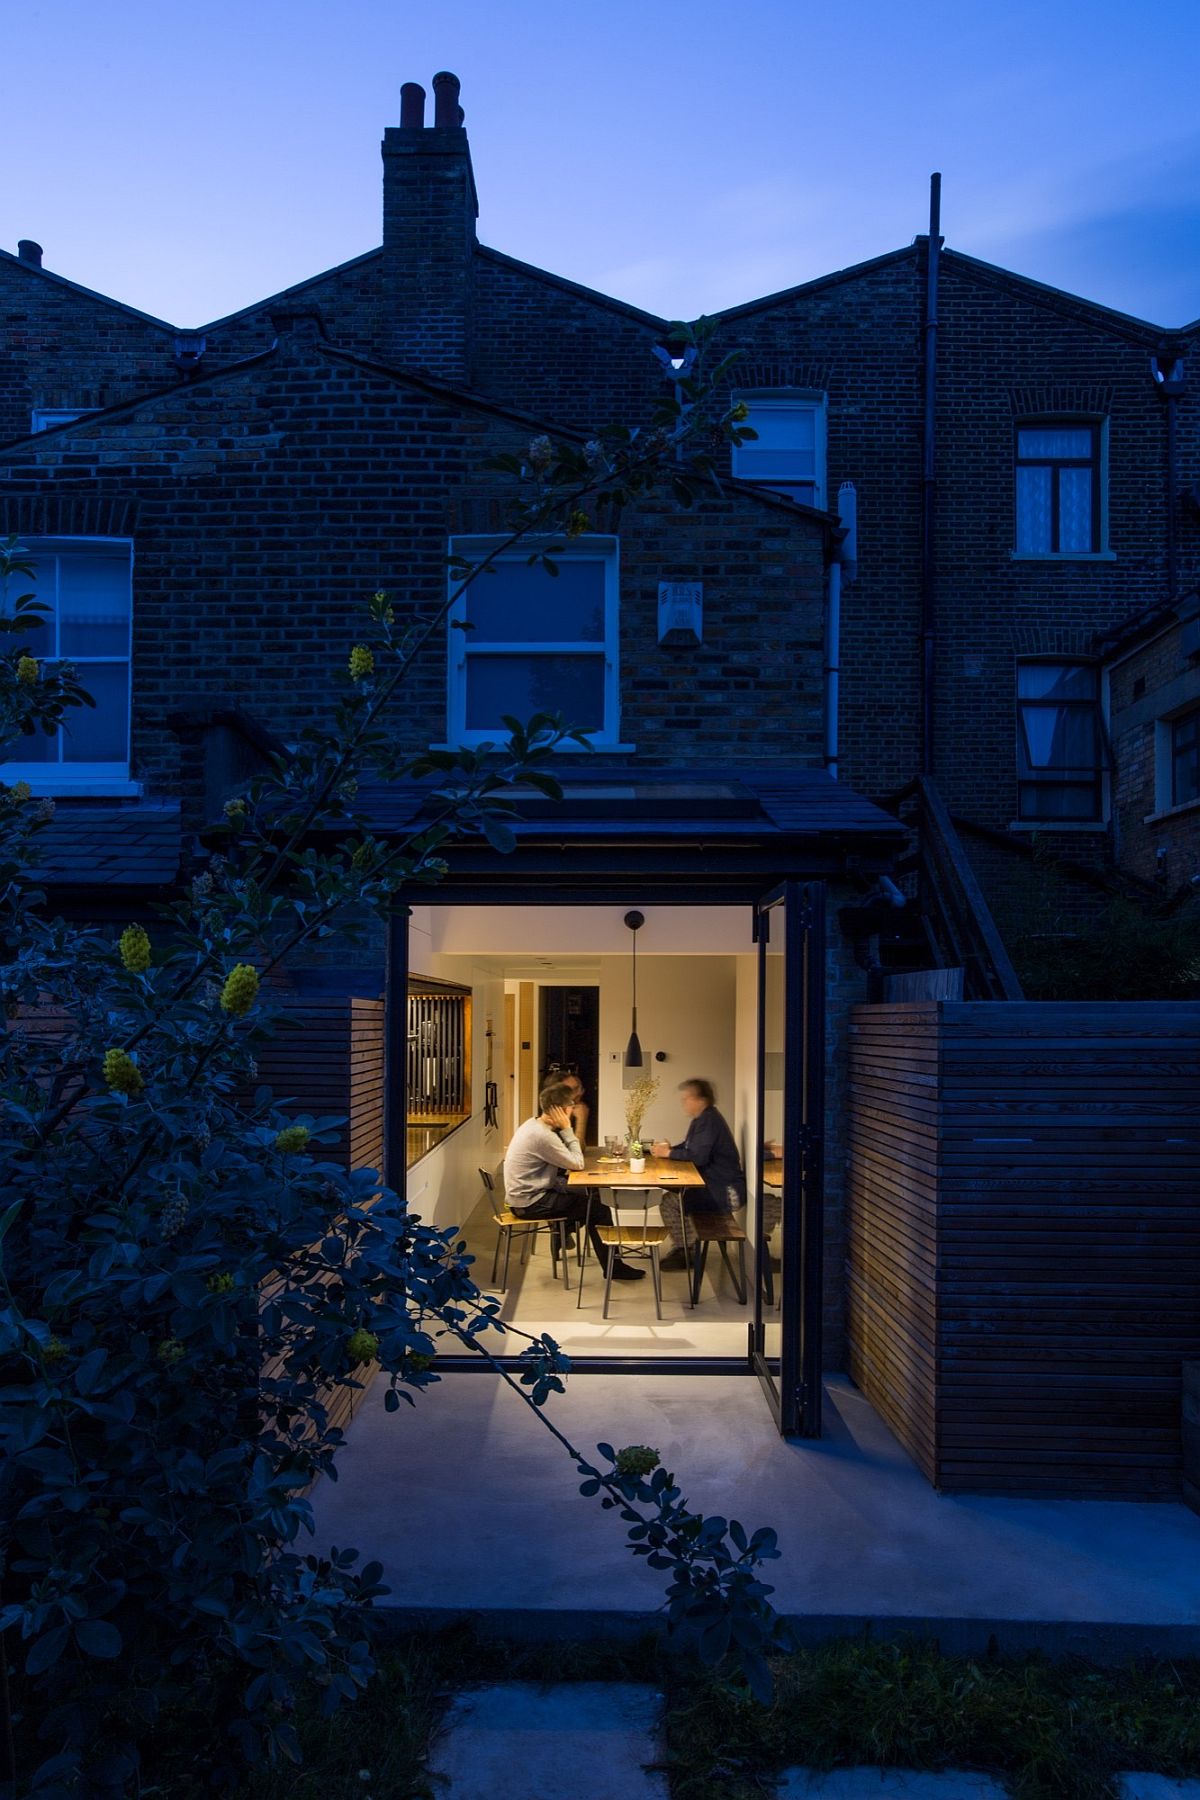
[30,409,96,433]
[731,393,826,507]
[2,538,133,791]
[447,538,619,746]
[1015,422,1103,555]
[1016,661,1104,821]
[1171,708,1200,809]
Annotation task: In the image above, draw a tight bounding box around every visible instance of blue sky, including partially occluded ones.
[8,0,1200,329]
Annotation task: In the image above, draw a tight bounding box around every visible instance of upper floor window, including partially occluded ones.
[1015,421,1104,555]
[2,537,133,792]
[447,538,620,747]
[1016,660,1104,821]
[1170,707,1199,809]
[30,409,96,433]
[731,392,827,508]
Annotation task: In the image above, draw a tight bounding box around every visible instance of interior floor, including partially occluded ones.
[458,1189,764,1360]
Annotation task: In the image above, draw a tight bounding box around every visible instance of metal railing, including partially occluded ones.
[890,776,1024,1001]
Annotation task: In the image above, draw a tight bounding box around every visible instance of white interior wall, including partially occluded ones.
[594,954,736,1148]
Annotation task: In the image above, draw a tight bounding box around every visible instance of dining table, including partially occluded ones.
[566,1148,706,1191]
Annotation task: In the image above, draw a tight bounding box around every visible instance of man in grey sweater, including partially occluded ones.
[504,1080,645,1281]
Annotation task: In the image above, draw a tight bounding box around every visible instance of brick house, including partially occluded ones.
[3,72,1198,1439]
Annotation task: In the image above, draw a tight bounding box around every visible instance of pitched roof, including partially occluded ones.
[32,800,181,888]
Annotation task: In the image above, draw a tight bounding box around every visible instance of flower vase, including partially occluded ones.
[629,1156,646,1174]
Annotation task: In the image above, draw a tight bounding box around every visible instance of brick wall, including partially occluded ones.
[1108,615,1200,888]
[0,254,179,446]
[0,327,828,824]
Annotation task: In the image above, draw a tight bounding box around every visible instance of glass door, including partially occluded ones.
[750,882,825,1435]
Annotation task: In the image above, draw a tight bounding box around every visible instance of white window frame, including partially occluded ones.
[446,536,622,750]
[731,390,828,509]
[1,535,138,796]
[1151,704,1200,818]
[30,408,97,434]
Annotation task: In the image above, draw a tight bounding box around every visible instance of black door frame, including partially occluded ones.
[383,879,827,1433]
[751,881,826,1438]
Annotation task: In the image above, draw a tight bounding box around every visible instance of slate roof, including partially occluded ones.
[32,800,182,888]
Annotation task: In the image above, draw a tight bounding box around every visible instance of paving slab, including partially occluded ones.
[427,1681,668,1799]
[779,1773,1005,1797]
[1119,1777,1200,1798]
[312,1371,1200,1651]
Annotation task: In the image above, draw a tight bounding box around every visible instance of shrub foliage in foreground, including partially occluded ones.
[0,337,789,1797]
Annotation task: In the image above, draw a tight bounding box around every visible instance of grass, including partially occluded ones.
[25,1628,1200,1797]
[665,1638,1200,1800]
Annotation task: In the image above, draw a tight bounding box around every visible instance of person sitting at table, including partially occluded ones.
[503,1080,644,1281]
[651,1077,746,1271]
[562,1071,591,1147]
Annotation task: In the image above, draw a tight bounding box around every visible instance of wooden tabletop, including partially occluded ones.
[567,1149,705,1189]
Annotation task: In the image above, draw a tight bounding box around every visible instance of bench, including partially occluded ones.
[684,1211,749,1307]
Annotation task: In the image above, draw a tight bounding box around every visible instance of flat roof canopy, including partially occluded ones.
[355,764,905,904]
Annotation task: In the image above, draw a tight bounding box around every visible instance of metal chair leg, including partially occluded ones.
[576,1191,596,1308]
[521,1226,533,1265]
[735,1239,748,1306]
[502,1226,513,1291]
[491,1228,502,1287]
[554,1221,570,1290]
[692,1241,711,1304]
[650,1247,662,1320]
[719,1241,748,1306]
[602,1242,615,1319]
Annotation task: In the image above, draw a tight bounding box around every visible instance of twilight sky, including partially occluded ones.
[7,0,1200,330]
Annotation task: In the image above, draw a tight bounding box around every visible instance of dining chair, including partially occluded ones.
[593,1187,668,1320]
[479,1167,572,1293]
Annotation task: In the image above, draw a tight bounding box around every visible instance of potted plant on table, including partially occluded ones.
[624,1073,659,1173]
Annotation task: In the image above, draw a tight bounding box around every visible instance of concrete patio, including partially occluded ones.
[311,1371,1200,1655]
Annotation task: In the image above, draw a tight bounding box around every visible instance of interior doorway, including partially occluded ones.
[390,897,824,1428]
[539,984,600,1145]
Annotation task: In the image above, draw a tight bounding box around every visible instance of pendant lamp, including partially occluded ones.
[624,910,644,1067]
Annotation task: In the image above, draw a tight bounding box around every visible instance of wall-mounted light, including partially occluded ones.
[658,582,703,646]
[624,909,644,1067]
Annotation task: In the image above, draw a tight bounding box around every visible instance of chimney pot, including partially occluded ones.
[400,81,425,128]
[17,239,43,268]
[432,70,461,127]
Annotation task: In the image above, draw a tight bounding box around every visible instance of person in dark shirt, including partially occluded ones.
[651,1077,746,1270]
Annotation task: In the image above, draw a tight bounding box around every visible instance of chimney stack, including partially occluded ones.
[381,71,477,384]
[17,240,43,267]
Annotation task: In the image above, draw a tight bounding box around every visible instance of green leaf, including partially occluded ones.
[75,1619,122,1659]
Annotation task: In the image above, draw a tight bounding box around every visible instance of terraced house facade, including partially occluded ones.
[4,73,1199,1460]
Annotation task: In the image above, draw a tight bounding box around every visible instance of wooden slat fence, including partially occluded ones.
[256,995,386,1439]
[848,1001,1200,1495]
